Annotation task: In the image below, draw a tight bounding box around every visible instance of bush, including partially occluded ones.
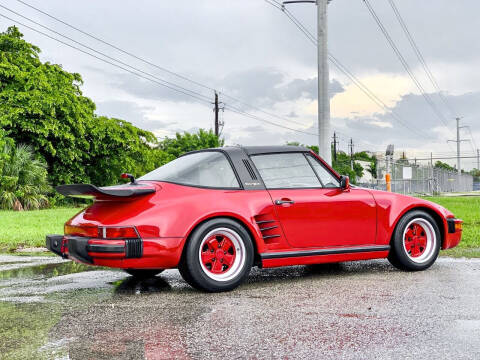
[0,143,50,210]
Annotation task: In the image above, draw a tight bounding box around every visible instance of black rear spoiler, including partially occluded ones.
[55,184,156,199]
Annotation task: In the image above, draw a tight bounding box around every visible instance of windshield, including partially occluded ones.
[139,151,240,188]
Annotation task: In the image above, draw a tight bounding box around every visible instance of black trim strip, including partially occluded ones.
[260,226,278,231]
[260,245,390,260]
[86,244,125,253]
[56,184,155,198]
[446,218,456,233]
[263,234,281,240]
[256,220,275,224]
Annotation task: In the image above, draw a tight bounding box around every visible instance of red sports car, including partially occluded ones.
[46,146,463,292]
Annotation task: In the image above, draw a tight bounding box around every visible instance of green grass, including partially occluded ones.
[0,207,82,252]
[423,196,480,257]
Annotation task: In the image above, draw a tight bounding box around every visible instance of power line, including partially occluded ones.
[13,0,216,94]
[225,104,318,136]
[0,11,320,137]
[387,0,456,117]
[13,0,316,131]
[265,0,431,140]
[0,4,213,103]
[0,13,214,106]
[362,0,452,132]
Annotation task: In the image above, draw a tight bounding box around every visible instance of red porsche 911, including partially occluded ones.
[46,146,462,292]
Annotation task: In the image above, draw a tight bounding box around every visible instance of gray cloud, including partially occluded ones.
[8,0,479,168]
[111,67,345,108]
[95,100,171,131]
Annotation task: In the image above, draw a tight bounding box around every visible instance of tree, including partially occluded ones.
[0,26,162,187]
[0,143,50,210]
[84,117,161,186]
[332,152,363,183]
[286,142,363,183]
[434,161,455,172]
[469,168,480,180]
[158,129,224,158]
[0,26,97,185]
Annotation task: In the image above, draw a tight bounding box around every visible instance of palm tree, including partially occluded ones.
[0,144,50,210]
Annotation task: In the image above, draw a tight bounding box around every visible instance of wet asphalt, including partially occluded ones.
[0,255,479,360]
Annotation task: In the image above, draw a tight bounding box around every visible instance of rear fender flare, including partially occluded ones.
[181,212,264,264]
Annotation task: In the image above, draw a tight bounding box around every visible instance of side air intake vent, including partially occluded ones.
[125,238,143,258]
[243,159,257,180]
[254,214,281,244]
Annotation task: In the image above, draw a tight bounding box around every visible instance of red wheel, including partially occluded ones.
[179,218,253,292]
[388,210,440,271]
[402,218,437,263]
[198,228,246,282]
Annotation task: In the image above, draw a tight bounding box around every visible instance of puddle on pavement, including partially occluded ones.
[0,260,99,281]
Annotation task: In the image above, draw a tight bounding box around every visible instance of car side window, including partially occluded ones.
[306,154,340,188]
[251,153,321,189]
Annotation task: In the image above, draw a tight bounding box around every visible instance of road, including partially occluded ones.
[0,255,479,359]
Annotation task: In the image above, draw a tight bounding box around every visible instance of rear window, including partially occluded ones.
[139,151,240,189]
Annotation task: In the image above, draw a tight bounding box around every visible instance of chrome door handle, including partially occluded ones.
[275,199,294,205]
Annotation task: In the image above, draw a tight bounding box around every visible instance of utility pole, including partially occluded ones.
[332,131,338,162]
[476,149,480,170]
[448,117,468,185]
[283,0,331,164]
[317,0,331,165]
[214,91,219,137]
[349,138,354,170]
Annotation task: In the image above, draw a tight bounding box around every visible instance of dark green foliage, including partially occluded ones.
[158,129,224,158]
[84,116,159,186]
[0,26,96,185]
[0,143,50,210]
[286,142,365,183]
[0,26,165,188]
[434,161,455,172]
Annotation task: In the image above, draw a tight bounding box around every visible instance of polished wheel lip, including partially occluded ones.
[402,218,436,263]
[198,227,246,282]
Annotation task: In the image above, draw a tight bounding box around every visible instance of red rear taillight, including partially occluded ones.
[100,226,138,239]
[64,224,98,237]
[64,225,139,239]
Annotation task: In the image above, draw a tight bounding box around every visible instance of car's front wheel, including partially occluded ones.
[388,210,441,271]
[124,269,164,279]
[179,218,254,292]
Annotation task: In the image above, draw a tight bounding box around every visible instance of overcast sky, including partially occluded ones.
[1,0,480,169]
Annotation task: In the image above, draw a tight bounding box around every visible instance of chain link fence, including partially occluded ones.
[358,159,473,195]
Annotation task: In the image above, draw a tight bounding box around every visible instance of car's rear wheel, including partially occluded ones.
[388,210,440,271]
[179,218,254,292]
[124,269,164,279]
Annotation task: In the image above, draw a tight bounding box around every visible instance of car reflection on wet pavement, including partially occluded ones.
[0,255,479,359]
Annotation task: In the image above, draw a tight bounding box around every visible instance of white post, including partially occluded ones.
[317,0,331,164]
[456,117,461,184]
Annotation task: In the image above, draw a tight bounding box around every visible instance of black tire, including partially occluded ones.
[388,210,441,271]
[124,269,164,279]
[178,218,254,292]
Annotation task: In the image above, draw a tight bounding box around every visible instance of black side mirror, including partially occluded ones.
[340,175,350,190]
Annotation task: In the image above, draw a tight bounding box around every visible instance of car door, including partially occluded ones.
[250,152,377,248]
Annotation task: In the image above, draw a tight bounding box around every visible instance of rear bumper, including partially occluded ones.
[443,218,463,250]
[46,235,184,268]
